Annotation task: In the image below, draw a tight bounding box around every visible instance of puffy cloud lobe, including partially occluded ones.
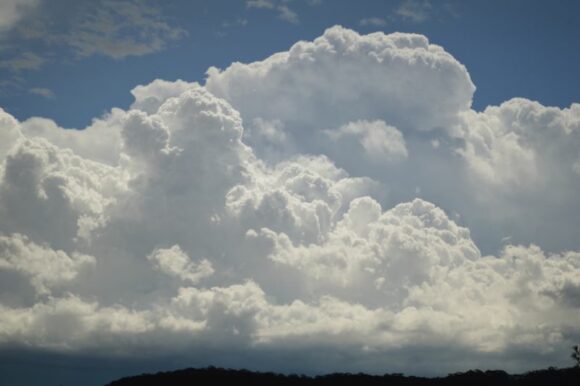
[227,155,381,246]
[0,107,22,160]
[256,197,480,305]
[0,137,126,249]
[0,26,579,376]
[458,99,580,189]
[148,245,214,284]
[130,79,197,114]
[18,109,125,165]
[206,26,474,158]
[202,26,580,256]
[324,120,408,163]
[450,99,580,252]
[0,233,95,296]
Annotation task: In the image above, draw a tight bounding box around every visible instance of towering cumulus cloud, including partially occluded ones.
[0,27,579,375]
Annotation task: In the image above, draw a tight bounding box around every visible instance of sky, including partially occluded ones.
[0,1,579,385]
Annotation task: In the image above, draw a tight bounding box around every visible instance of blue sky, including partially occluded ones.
[1,2,580,386]
[1,0,579,128]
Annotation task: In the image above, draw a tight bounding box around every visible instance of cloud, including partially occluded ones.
[0,51,45,72]
[0,233,95,297]
[0,0,186,85]
[324,120,408,164]
[205,25,580,255]
[0,26,579,376]
[246,0,276,9]
[147,245,214,284]
[61,0,186,59]
[206,26,474,133]
[0,0,39,32]
[359,17,387,27]
[28,87,54,98]
[395,0,433,23]
[18,109,125,164]
[206,26,474,167]
[246,0,300,24]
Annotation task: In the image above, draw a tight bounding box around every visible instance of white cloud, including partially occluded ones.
[206,26,580,255]
[206,25,474,156]
[324,120,408,164]
[18,109,125,164]
[0,26,579,375]
[458,98,580,189]
[0,107,22,160]
[0,233,95,296]
[148,245,214,284]
[130,78,198,114]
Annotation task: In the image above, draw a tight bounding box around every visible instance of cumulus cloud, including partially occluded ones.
[206,26,474,135]
[0,233,94,298]
[206,26,580,255]
[0,26,579,376]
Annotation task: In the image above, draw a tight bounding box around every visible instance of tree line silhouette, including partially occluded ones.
[106,365,579,386]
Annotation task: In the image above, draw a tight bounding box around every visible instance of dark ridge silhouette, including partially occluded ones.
[106,366,580,386]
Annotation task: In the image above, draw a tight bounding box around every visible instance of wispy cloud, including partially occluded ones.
[0,51,45,71]
[29,87,54,98]
[63,0,186,59]
[359,17,387,27]
[7,0,186,63]
[277,4,299,24]
[246,0,300,24]
[221,18,249,29]
[395,0,433,22]
[246,0,276,9]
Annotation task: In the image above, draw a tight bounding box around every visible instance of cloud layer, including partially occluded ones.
[0,26,579,375]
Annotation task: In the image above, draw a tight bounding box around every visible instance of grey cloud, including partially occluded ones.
[0,0,186,82]
[63,0,186,59]
[28,87,54,98]
[0,0,39,32]
[359,17,387,27]
[0,51,45,72]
